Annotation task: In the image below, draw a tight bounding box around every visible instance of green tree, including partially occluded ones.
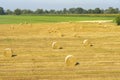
[105,7,119,14]
[115,16,120,25]
[22,9,33,14]
[63,8,68,14]
[14,8,22,15]
[69,8,76,14]
[49,9,56,14]
[35,9,44,14]
[56,10,63,14]
[94,8,102,14]
[88,9,94,14]
[0,7,5,15]
[44,10,49,14]
[75,7,84,14]
[114,8,119,13]
[6,9,13,15]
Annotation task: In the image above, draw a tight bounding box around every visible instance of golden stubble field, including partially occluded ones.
[0,21,120,80]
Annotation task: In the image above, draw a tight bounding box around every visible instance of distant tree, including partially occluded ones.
[14,8,22,15]
[44,10,49,14]
[105,7,119,14]
[35,9,44,14]
[6,9,13,15]
[69,8,76,14]
[83,10,88,14]
[94,8,102,14]
[21,9,33,14]
[56,10,63,14]
[0,7,5,15]
[75,7,84,14]
[88,9,94,14]
[1,6,120,15]
[114,8,119,13]
[49,9,56,14]
[101,9,104,14]
[63,8,68,14]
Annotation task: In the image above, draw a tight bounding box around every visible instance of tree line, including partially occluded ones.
[0,7,120,15]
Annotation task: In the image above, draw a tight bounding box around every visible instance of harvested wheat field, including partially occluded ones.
[0,21,120,80]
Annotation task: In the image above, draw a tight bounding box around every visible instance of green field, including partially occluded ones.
[0,15,115,24]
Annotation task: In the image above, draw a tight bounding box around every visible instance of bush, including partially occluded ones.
[115,16,120,25]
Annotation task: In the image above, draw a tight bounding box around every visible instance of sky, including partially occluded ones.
[0,0,120,10]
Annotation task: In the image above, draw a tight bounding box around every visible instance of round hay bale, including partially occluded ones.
[65,55,79,66]
[83,39,89,46]
[52,42,63,49]
[73,33,78,37]
[4,48,13,57]
[83,39,94,47]
[52,42,57,49]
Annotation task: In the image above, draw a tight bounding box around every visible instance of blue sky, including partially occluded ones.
[0,0,120,10]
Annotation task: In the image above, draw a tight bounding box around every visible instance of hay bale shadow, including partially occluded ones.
[12,54,17,57]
